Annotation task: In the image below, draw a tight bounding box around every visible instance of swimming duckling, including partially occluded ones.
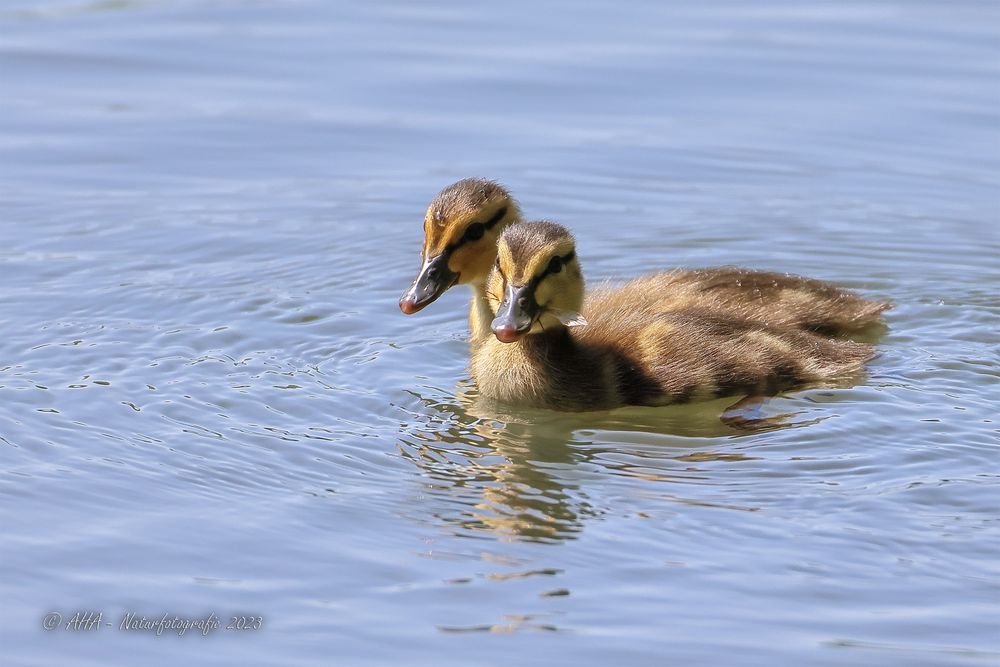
[471,221,879,411]
[399,179,888,341]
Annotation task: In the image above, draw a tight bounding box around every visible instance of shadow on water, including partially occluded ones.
[395,374,865,542]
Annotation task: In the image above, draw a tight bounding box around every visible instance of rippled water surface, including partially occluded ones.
[2,1,999,665]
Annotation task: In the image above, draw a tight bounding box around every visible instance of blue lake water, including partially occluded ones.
[1,1,998,665]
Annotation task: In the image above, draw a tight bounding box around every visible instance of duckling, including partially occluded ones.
[471,221,879,411]
[400,179,888,341]
[399,178,522,341]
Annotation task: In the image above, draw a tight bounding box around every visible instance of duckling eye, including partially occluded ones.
[547,256,563,274]
[464,223,485,241]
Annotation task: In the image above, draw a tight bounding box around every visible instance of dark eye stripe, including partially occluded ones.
[443,206,509,256]
[484,206,507,230]
[531,250,575,288]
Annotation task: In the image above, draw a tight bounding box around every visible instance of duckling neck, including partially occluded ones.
[468,280,494,344]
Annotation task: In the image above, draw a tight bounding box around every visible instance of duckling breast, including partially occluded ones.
[471,329,620,411]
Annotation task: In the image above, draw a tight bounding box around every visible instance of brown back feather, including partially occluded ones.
[585,268,890,336]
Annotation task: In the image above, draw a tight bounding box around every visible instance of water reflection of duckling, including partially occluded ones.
[472,221,883,411]
[399,178,889,343]
[399,386,768,543]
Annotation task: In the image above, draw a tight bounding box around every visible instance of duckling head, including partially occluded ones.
[487,221,588,343]
[399,178,521,314]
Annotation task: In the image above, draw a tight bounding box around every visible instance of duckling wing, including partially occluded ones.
[584,268,889,336]
[577,308,874,406]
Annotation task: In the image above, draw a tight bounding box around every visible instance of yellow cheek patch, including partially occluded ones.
[449,243,494,280]
[484,291,501,313]
[533,279,555,306]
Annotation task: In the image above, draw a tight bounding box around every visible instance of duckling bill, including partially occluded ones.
[472,221,883,412]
